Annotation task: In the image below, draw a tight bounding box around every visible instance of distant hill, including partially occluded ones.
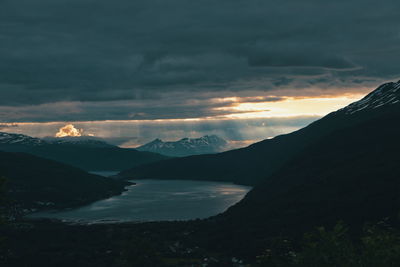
[119,80,400,186]
[0,134,168,171]
[136,135,228,157]
[0,151,131,212]
[43,136,115,148]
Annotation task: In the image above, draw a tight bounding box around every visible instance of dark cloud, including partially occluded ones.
[0,0,399,121]
[0,93,285,122]
[237,96,286,103]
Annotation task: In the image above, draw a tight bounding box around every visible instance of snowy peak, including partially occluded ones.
[144,138,164,147]
[0,132,46,146]
[44,136,114,148]
[339,81,400,115]
[0,132,114,148]
[178,135,227,148]
[137,135,228,157]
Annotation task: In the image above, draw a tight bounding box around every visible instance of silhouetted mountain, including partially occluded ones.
[217,86,400,242]
[119,81,400,186]
[167,80,400,258]
[0,151,131,212]
[136,135,228,157]
[0,134,168,171]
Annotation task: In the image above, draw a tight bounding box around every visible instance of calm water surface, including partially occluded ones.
[29,179,251,223]
[89,171,120,177]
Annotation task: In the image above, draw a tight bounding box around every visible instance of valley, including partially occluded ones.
[1,81,400,266]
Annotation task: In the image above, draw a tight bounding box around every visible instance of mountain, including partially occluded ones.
[119,80,400,186]
[210,82,400,253]
[0,132,46,146]
[44,136,114,148]
[0,134,168,171]
[0,151,131,212]
[136,135,228,157]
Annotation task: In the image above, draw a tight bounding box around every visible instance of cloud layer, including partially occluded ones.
[0,0,399,122]
[4,116,319,148]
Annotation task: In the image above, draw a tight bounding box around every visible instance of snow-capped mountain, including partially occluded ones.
[0,132,112,148]
[0,132,46,146]
[0,132,167,171]
[136,135,228,157]
[43,136,113,148]
[338,80,400,115]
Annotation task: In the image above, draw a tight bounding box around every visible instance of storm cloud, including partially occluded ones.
[0,0,400,121]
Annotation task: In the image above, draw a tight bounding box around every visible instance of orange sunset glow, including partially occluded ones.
[215,94,365,119]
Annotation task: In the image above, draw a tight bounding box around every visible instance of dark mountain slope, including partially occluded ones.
[119,81,400,185]
[0,151,130,211]
[184,102,400,259]
[0,133,168,171]
[23,145,168,172]
[212,102,400,247]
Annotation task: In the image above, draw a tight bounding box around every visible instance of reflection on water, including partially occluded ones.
[89,171,120,177]
[28,179,252,223]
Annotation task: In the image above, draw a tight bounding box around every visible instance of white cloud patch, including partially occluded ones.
[55,124,83,137]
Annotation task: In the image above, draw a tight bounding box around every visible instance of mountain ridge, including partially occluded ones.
[0,150,131,212]
[0,133,168,171]
[181,80,400,257]
[212,94,400,251]
[136,135,228,157]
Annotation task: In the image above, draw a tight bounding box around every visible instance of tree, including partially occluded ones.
[0,176,7,263]
[0,176,6,224]
[257,220,400,267]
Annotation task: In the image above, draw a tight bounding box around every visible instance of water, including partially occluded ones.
[28,179,251,223]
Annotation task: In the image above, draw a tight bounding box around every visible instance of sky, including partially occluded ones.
[1,0,399,147]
